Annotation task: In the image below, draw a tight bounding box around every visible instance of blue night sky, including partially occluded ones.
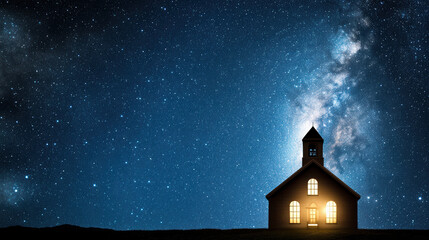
[0,0,428,230]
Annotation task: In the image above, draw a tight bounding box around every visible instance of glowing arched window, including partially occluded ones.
[289,201,300,223]
[326,201,337,223]
[308,178,318,195]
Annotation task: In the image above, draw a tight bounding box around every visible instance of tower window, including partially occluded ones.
[326,201,337,223]
[289,201,300,223]
[308,178,318,195]
[309,144,317,157]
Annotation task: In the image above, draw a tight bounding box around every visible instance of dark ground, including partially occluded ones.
[1,225,428,240]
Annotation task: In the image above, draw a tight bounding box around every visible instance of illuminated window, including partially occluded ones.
[289,201,300,223]
[308,178,318,195]
[326,201,337,223]
[309,144,317,157]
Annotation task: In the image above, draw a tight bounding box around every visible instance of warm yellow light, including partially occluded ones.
[289,201,300,223]
[308,178,318,195]
[309,208,316,223]
[326,201,337,223]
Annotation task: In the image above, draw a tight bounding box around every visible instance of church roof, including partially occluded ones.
[265,160,361,199]
[302,126,323,140]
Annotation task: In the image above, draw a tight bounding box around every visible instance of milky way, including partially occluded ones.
[0,0,428,230]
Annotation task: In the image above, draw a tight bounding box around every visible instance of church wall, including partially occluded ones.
[268,164,358,229]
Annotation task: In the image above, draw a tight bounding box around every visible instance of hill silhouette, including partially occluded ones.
[1,225,428,240]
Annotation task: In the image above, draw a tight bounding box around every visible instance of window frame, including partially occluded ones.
[308,144,317,157]
[307,178,318,196]
[326,201,337,224]
[289,201,300,224]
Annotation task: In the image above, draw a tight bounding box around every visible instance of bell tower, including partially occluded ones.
[302,126,324,166]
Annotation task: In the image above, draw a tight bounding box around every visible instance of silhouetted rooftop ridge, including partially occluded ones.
[302,126,323,140]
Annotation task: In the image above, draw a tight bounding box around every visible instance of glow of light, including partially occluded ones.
[289,201,300,223]
[326,201,337,223]
[286,30,362,170]
[331,30,361,64]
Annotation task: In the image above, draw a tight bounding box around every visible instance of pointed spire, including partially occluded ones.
[302,126,324,166]
[302,126,323,140]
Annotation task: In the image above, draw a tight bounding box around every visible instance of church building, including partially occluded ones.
[266,127,360,229]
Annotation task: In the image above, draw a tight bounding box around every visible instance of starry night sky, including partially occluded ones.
[0,0,428,230]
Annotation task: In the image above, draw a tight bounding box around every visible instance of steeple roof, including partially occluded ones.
[302,126,323,140]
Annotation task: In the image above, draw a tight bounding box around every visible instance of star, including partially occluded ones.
[0,0,427,230]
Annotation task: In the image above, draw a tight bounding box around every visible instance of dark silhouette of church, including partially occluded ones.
[266,127,360,229]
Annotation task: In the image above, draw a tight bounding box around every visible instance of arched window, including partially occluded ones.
[309,144,317,157]
[308,178,318,195]
[289,201,300,223]
[326,201,337,223]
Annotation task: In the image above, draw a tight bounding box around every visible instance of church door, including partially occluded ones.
[308,208,318,227]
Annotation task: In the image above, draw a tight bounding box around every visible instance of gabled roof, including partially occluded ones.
[266,160,360,199]
[302,126,323,140]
